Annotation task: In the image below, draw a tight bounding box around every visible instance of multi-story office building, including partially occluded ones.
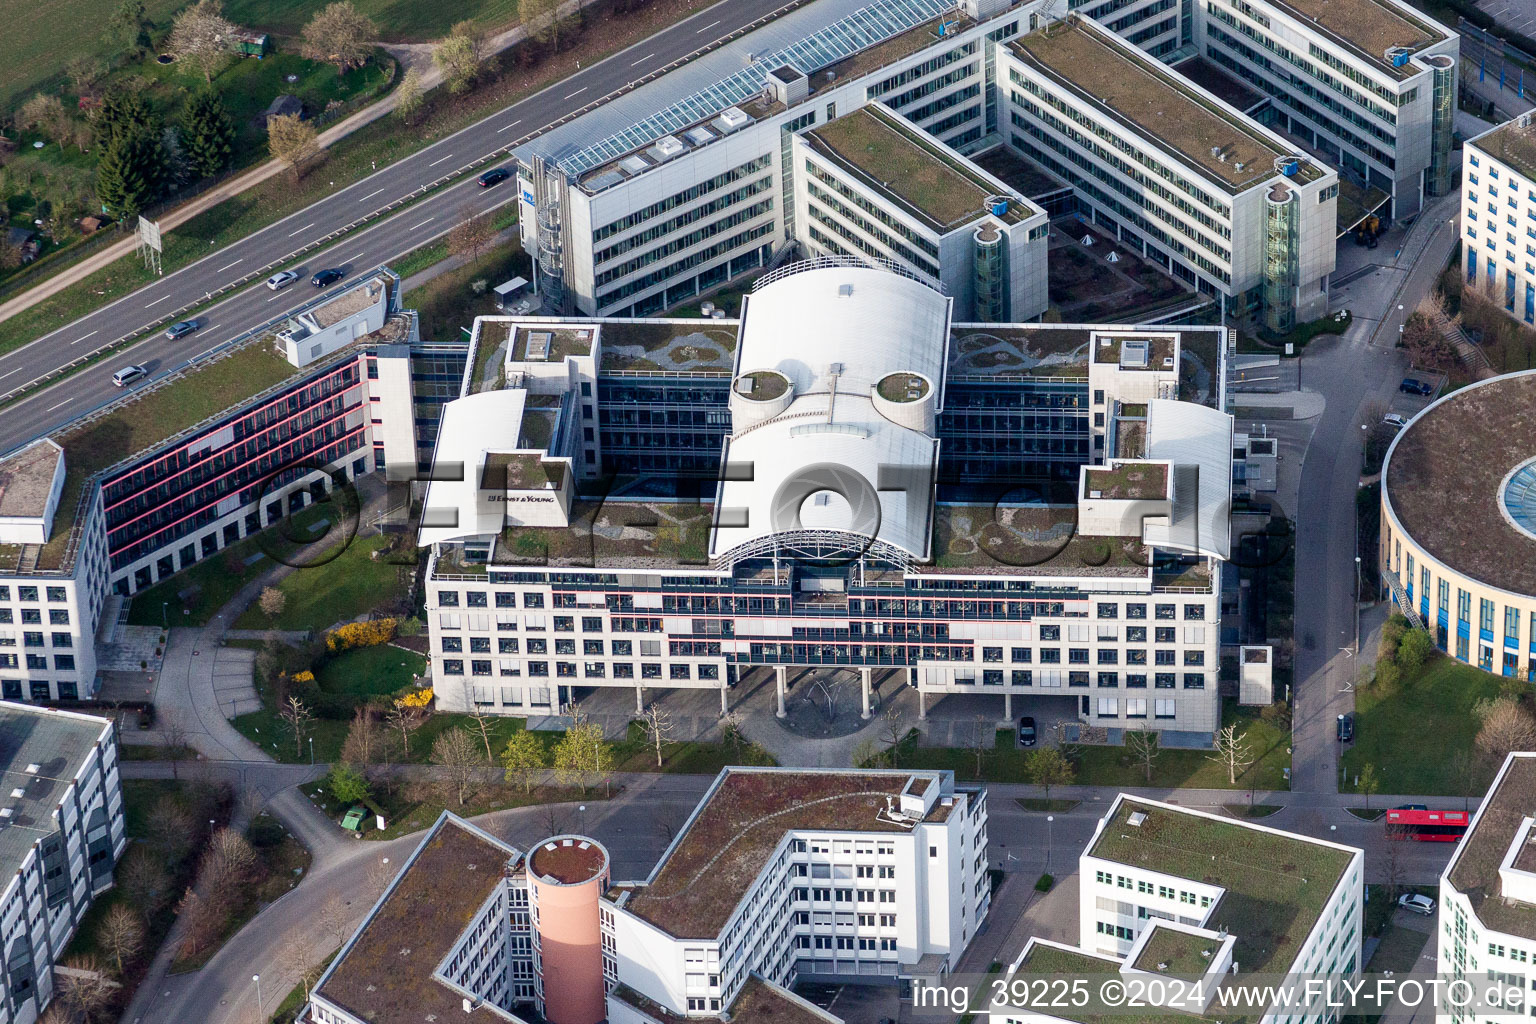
[306,767,985,1024]
[0,274,442,701]
[1380,370,1536,680]
[420,261,1233,740]
[1189,0,1457,218]
[1463,115,1536,326]
[1001,15,1339,332]
[1438,751,1536,1024]
[991,793,1364,1023]
[0,703,125,1024]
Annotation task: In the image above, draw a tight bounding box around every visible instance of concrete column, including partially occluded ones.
[918,688,927,720]
[635,685,644,715]
[719,679,728,716]
[775,666,788,719]
[1004,691,1012,721]
[861,667,873,720]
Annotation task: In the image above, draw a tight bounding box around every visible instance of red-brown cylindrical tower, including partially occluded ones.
[529,835,609,1024]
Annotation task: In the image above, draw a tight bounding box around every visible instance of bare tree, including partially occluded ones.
[319,892,352,948]
[643,703,674,768]
[276,931,322,1003]
[146,799,195,863]
[300,1,378,76]
[1450,747,1479,812]
[364,858,396,901]
[462,683,498,762]
[168,0,237,84]
[970,714,989,778]
[57,955,114,1021]
[258,586,287,619]
[447,203,494,261]
[431,728,483,807]
[341,708,382,765]
[881,707,907,768]
[161,710,189,779]
[266,113,318,174]
[1475,697,1536,764]
[1126,729,1160,784]
[18,94,74,150]
[99,904,145,974]
[1208,724,1255,785]
[386,702,425,756]
[278,695,313,759]
[1382,838,1406,908]
[117,848,172,916]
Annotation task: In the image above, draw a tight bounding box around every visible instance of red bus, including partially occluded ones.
[1385,808,1469,842]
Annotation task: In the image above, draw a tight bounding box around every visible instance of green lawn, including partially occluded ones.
[403,238,530,342]
[1341,655,1505,796]
[903,701,1291,790]
[225,0,520,41]
[1,0,184,111]
[232,533,417,633]
[316,644,426,697]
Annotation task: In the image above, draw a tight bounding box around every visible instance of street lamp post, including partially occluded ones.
[1354,556,1363,658]
[578,804,586,836]
[1046,815,1054,873]
[309,736,314,765]
[253,974,262,1019]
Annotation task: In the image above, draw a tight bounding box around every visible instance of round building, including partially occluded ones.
[1380,369,1536,679]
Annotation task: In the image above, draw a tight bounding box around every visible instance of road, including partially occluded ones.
[0,0,792,453]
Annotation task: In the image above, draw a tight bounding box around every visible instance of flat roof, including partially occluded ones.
[1010,943,1227,1024]
[974,145,1072,198]
[948,325,1091,375]
[1266,0,1444,78]
[624,769,943,938]
[1383,371,1536,596]
[0,440,61,519]
[1133,923,1216,977]
[803,105,1028,232]
[598,319,738,374]
[1088,797,1355,976]
[308,275,391,329]
[613,975,833,1024]
[1010,19,1289,193]
[529,837,606,884]
[1171,57,1266,113]
[0,704,112,890]
[1471,117,1536,184]
[316,816,515,1024]
[1447,754,1536,941]
[928,504,1149,576]
[1086,462,1168,500]
[496,501,714,567]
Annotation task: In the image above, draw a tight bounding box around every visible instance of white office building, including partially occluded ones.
[1437,751,1536,1024]
[0,703,126,1024]
[1463,115,1536,327]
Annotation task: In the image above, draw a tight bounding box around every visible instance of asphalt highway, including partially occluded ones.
[0,0,789,452]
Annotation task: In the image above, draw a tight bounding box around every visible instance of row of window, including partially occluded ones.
[0,586,70,604]
[959,670,1204,688]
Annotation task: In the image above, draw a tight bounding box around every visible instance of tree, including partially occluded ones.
[463,684,498,762]
[319,892,352,947]
[66,56,108,95]
[328,761,370,805]
[518,0,563,50]
[1025,748,1075,801]
[1372,658,1402,695]
[969,714,988,778]
[95,123,162,222]
[643,703,673,768]
[395,67,424,124]
[342,707,385,765]
[116,848,171,915]
[105,0,153,55]
[1475,697,1536,764]
[448,204,493,261]
[881,707,907,767]
[57,955,114,1022]
[267,113,318,173]
[1208,724,1255,785]
[1396,628,1433,675]
[169,0,238,84]
[386,700,425,755]
[161,710,189,779]
[552,720,610,795]
[278,694,313,759]
[1450,747,1479,812]
[851,737,883,769]
[18,95,73,150]
[431,728,483,807]
[276,931,322,1003]
[181,89,235,178]
[259,585,286,619]
[500,729,545,793]
[146,798,195,863]
[1358,762,1380,811]
[301,2,378,76]
[99,904,145,974]
[1126,729,1160,783]
[434,22,492,94]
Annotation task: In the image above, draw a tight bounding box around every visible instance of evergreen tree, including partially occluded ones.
[96,125,162,222]
[180,90,235,178]
[93,90,158,150]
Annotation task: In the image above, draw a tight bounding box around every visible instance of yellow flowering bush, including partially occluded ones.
[292,670,316,684]
[394,687,433,710]
[326,618,398,653]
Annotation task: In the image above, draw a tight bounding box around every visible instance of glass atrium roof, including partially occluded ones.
[1503,460,1536,541]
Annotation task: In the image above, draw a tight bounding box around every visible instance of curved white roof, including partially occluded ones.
[713,267,951,563]
[418,390,526,546]
[1144,398,1233,560]
[734,266,950,398]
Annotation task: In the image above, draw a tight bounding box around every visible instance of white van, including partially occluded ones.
[112,365,147,388]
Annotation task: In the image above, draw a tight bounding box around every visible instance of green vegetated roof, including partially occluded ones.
[598,319,738,374]
[1133,923,1218,977]
[1473,120,1536,191]
[928,504,1149,576]
[496,501,713,567]
[1085,462,1168,500]
[1267,0,1443,77]
[1448,755,1536,941]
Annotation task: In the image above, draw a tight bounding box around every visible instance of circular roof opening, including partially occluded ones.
[733,369,790,402]
[876,372,930,403]
[799,489,853,531]
[1501,458,1536,542]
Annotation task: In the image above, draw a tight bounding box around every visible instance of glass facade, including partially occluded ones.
[1263,186,1299,333]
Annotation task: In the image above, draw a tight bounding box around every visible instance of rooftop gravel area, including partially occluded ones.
[1090,799,1354,976]
[625,771,922,938]
[1094,333,1178,369]
[738,370,790,401]
[511,325,595,363]
[1384,373,1536,595]
[1086,463,1168,500]
[1011,20,1284,192]
[530,837,606,884]
[877,372,930,402]
[805,105,1027,231]
[1448,755,1536,941]
[1268,0,1442,76]
[496,500,713,567]
[947,325,1092,375]
[1133,923,1217,977]
[0,441,61,518]
[1011,944,1243,1024]
[928,504,1150,576]
[317,819,512,1024]
[1473,119,1536,184]
[598,319,738,374]
[814,14,970,97]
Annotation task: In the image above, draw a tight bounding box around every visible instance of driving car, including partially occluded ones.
[1398,893,1435,916]
[477,167,511,187]
[1336,713,1354,742]
[266,270,300,291]
[112,365,147,388]
[1400,377,1434,395]
[311,268,345,288]
[163,320,200,340]
[1017,716,1037,747]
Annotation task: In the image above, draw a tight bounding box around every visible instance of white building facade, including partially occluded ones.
[1463,116,1536,327]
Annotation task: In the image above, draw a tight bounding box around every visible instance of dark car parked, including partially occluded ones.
[1337,713,1354,742]
[1400,377,1434,396]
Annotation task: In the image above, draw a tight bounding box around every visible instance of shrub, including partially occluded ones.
[326,618,397,652]
[1035,874,1054,892]
[1372,659,1402,696]
[394,687,433,710]
[292,670,316,684]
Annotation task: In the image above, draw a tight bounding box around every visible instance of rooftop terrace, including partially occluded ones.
[623,770,932,938]
[1383,372,1536,596]
[1132,923,1217,977]
[804,105,1029,232]
[1086,462,1168,501]
[495,500,713,568]
[1267,0,1443,78]
[1089,798,1355,976]
[1010,19,1288,192]
[598,318,738,374]
[316,816,513,1024]
[613,975,832,1024]
[1472,118,1536,184]
[948,325,1091,376]
[1447,754,1536,941]
[928,503,1150,576]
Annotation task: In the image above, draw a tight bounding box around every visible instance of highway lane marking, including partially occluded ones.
[0,369,20,381]
[695,18,719,32]
[631,52,654,65]
[266,294,287,303]
[287,222,315,237]
[343,253,366,265]
[144,296,170,308]
[358,188,385,202]
[70,330,98,346]
[428,153,454,167]
[46,396,76,412]
[408,217,435,230]
[564,86,587,99]
[496,119,522,133]
[215,258,242,273]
